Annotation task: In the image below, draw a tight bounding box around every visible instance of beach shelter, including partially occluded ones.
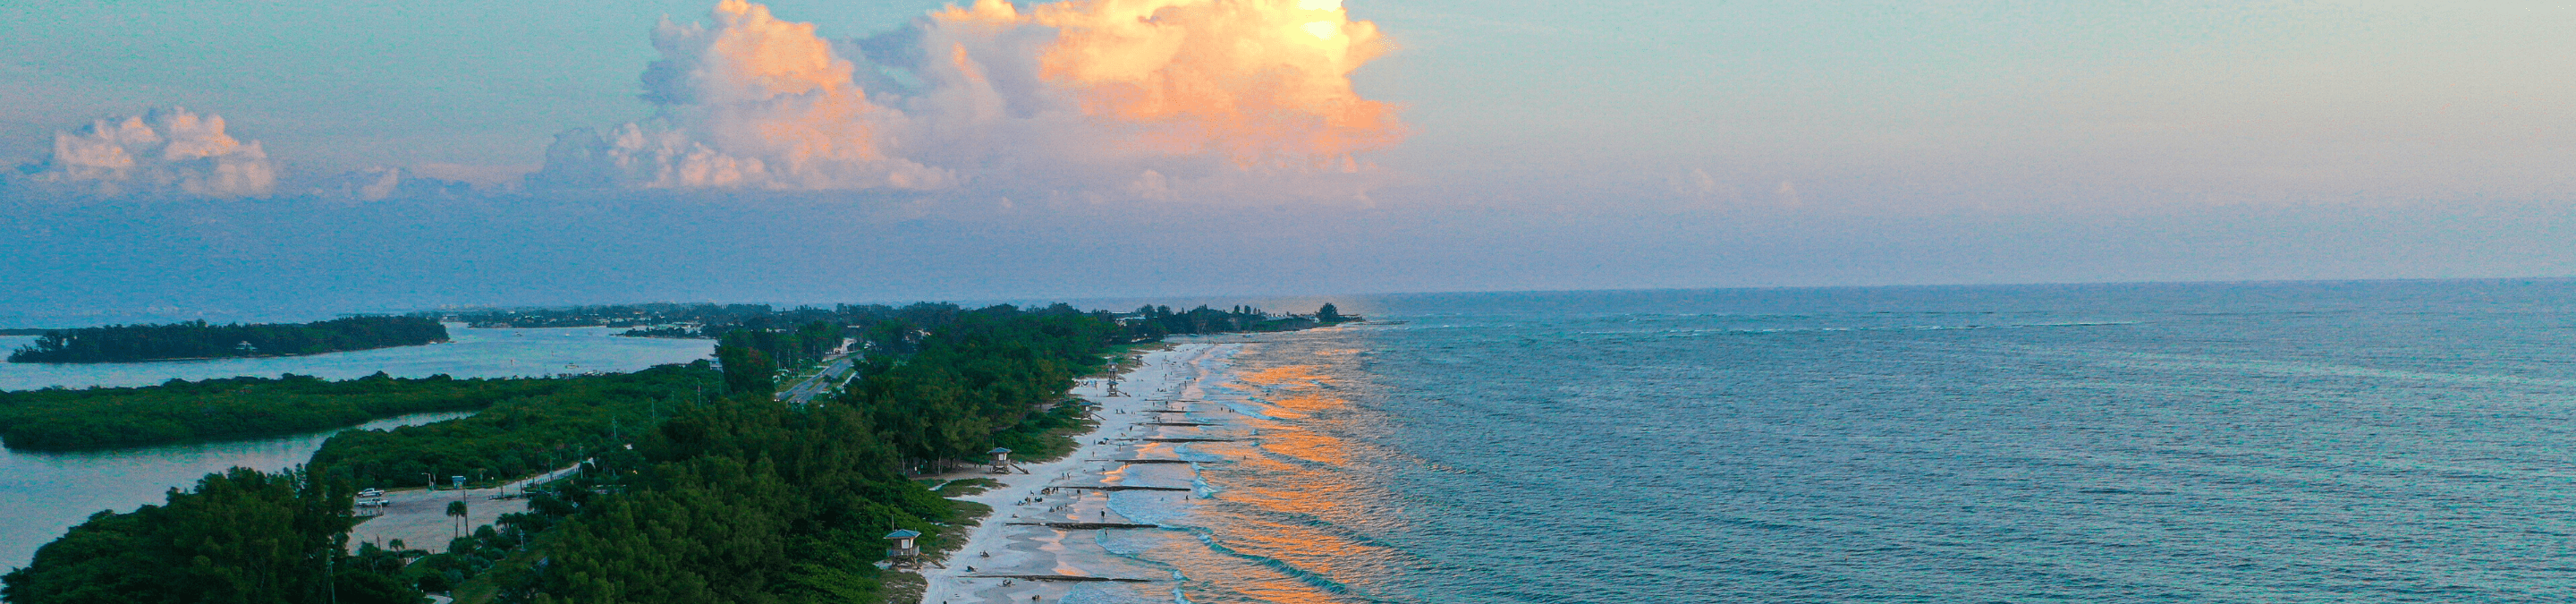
[987,447,1013,473]
[884,529,921,556]
[884,529,923,567]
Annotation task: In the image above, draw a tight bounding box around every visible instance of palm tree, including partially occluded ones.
[445,500,468,540]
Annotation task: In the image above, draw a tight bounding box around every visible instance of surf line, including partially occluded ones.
[958,574,1154,583]
[1002,521,1160,529]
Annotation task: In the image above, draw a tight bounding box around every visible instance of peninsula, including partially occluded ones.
[4,316,449,363]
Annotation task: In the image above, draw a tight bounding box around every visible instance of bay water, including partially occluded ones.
[0,324,713,391]
[1083,280,2576,602]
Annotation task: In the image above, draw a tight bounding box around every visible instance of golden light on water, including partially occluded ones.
[1236,364,1333,387]
[1202,358,1402,603]
[1248,421,1349,464]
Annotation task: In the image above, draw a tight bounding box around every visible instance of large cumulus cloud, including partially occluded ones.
[13,107,279,198]
[530,1,950,191]
[535,0,1407,200]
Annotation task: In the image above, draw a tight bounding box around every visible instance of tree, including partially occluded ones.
[446,500,468,541]
[1317,303,1343,323]
[716,345,775,395]
[7,316,448,363]
[0,467,390,604]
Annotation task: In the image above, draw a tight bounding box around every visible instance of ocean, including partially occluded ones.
[1080,280,2576,602]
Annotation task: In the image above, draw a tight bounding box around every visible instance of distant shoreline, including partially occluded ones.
[6,316,450,364]
[4,340,450,365]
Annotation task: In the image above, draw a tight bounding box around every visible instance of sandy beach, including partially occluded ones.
[917,341,1241,604]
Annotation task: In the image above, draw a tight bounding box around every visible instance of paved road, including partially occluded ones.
[778,353,859,405]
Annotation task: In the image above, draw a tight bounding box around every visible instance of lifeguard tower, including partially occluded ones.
[884,529,924,569]
[987,447,1015,474]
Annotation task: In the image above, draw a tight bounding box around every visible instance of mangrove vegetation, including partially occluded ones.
[6,316,449,364]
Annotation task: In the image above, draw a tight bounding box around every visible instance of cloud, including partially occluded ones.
[302,166,475,201]
[535,0,1407,200]
[1667,168,1720,198]
[13,107,279,198]
[529,0,950,191]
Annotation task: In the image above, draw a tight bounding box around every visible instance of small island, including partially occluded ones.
[4,316,450,364]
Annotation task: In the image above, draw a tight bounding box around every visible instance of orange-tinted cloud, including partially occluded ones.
[537,0,1407,200]
[929,0,1405,169]
[21,107,278,198]
[533,0,948,191]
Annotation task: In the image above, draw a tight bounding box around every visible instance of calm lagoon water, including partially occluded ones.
[1088,280,2576,603]
[0,326,711,572]
[0,412,471,573]
[0,324,713,391]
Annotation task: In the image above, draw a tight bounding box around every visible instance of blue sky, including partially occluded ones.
[11,0,2567,200]
[2,1,2572,321]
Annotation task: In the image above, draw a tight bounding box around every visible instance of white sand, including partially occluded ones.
[918,342,1235,604]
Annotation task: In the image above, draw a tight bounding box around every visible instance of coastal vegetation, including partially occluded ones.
[308,363,720,489]
[5,316,449,363]
[0,467,394,604]
[1122,303,1355,338]
[712,317,844,394]
[841,305,1115,470]
[3,301,1352,604]
[0,372,562,451]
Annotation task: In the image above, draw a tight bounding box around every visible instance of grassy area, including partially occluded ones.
[876,571,925,604]
[876,498,991,604]
[990,401,1097,464]
[451,573,503,604]
[930,499,991,564]
[928,477,1004,497]
[1092,342,1173,378]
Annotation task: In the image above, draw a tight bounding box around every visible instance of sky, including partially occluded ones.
[2,1,2573,324]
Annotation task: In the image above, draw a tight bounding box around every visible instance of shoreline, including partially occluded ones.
[915,340,1234,604]
[4,339,453,365]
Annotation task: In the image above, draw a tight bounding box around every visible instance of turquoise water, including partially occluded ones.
[1091,280,2576,602]
[0,326,711,573]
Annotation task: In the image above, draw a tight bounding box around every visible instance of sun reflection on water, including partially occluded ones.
[1169,349,1416,603]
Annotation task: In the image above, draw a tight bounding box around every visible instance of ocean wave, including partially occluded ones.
[1556,320,2146,337]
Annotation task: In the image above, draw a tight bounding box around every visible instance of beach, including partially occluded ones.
[917,341,1241,604]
